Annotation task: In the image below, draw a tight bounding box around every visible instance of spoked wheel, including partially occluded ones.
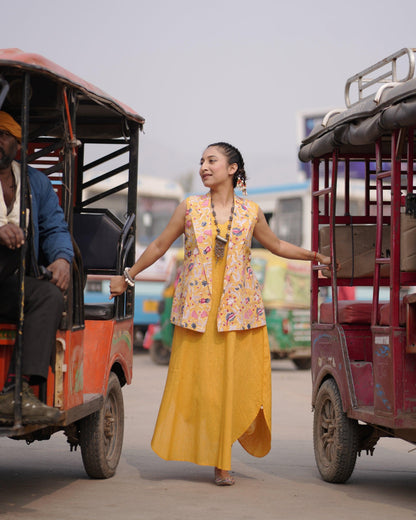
[313,378,359,483]
[79,372,124,479]
[149,339,171,365]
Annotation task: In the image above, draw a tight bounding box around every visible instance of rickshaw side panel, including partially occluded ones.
[311,325,354,411]
[312,322,374,409]
[403,339,416,414]
[313,322,416,418]
[371,326,416,418]
[59,329,85,409]
[0,327,85,410]
[0,325,14,390]
[109,320,133,385]
[83,319,133,396]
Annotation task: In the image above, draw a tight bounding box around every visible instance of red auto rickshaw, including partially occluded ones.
[0,49,144,478]
[299,47,416,482]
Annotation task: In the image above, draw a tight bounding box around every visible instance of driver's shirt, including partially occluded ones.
[0,161,29,227]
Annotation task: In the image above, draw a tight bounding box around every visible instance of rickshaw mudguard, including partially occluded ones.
[108,319,134,385]
[82,318,133,396]
[311,323,357,412]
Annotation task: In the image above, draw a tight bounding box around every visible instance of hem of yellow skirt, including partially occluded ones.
[150,405,271,470]
[236,407,271,458]
[151,442,229,469]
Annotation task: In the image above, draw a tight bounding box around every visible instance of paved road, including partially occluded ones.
[0,353,415,520]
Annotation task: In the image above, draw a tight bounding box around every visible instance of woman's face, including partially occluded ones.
[199,146,237,188]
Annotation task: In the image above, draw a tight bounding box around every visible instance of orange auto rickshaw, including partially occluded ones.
[0,49,144,478]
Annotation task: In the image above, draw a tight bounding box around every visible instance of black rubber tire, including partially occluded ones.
[313,378,359,483]
[293,357,311,370]
[79,372,124,479]
[149,339,171,365]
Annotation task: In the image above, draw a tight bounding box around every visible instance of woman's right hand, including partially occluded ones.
[109,275,128,299]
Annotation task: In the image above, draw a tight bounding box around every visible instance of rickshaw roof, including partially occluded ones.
[299,75,416,162]
[0,48,145,138]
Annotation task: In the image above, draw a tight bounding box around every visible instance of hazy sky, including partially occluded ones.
[3,0,416,189]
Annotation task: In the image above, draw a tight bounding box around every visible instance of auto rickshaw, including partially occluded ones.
[299,47,416,483]
[0,49,144,478]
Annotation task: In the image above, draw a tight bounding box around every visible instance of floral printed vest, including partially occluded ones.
[170,194,266,332]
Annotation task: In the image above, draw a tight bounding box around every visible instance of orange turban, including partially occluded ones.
[0,111,22,142]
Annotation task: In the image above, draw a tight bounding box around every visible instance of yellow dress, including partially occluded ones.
[151,222,272,470]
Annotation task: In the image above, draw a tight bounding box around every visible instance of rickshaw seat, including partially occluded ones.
[379,301,406,326]
[73,212,124,321]
[84,303,114,321]
[320,301,373,324]
[73,212,121,271]
[320,300,406,326]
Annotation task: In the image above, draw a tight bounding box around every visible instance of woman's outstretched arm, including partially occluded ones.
[110,200,187,298]
[253,207,331,265]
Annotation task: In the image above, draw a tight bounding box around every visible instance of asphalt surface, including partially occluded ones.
[0,353,415,519]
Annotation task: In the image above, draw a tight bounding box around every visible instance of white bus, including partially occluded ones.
[247,180,369,368]
[83,174,184,346]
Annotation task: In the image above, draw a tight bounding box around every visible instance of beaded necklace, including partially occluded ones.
[211,197,234,259]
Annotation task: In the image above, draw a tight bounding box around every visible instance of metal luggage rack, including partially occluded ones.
[345,47,416,107]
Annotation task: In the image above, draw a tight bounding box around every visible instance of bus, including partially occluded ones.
[248,181,372,368]
[248,184,312,369]
[84,175,184,347]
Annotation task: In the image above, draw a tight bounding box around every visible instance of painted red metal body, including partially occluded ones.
[309,127,416,439]
[0,323,133,413]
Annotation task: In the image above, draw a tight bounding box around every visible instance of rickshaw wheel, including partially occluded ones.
[79,372,124,479]
[150,339,171,365]
[313,378,359,483]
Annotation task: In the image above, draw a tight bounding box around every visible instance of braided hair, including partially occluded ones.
[208,142,247,193]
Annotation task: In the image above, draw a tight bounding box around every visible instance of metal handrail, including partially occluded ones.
[345,48,416,107]
[373,82,400,104]
[322,109,346,127]
[115,212,136,320]
[0,76,9,109]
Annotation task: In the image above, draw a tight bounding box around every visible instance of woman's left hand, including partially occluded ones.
[317,253,341,271]
[317,254,331,265]
[109,275,128,299]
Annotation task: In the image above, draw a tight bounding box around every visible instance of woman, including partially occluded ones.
[110,142,331,486]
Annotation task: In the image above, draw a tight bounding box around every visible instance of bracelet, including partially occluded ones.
[123,267,135,287]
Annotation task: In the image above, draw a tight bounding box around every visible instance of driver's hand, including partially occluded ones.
[0,223,24,250]
[47,258,70,291]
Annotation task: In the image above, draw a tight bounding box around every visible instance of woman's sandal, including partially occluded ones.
[214,468,235,486]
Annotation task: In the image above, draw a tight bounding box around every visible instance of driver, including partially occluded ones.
[0,111,73,424]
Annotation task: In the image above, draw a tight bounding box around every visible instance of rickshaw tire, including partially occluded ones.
[150,339,171,365]
[313,378,359,483]
[79,372,124,479]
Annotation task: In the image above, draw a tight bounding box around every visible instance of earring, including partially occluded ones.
[237,176,247,196]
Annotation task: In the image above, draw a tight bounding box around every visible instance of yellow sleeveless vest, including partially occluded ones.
[170,194,266,332]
